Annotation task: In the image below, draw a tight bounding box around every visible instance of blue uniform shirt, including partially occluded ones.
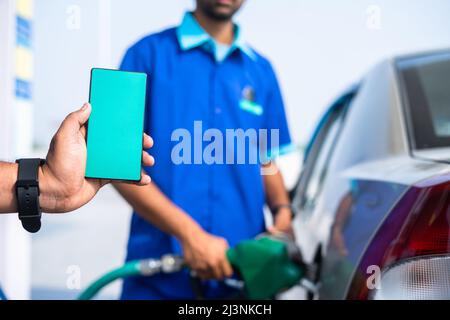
[120,12,292,299]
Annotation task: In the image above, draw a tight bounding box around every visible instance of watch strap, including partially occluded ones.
[271,204,295,217]
[15,159,46,233]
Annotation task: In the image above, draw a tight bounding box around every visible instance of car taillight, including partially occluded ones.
[347,173,450,300]
[373,255,450,299]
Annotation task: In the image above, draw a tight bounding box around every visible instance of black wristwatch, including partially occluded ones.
[271,204,295,217]
[15,159,46,233]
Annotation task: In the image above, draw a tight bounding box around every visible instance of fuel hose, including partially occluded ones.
[78,255,184,300]
[78,236,308,300]
[78,261,140,300]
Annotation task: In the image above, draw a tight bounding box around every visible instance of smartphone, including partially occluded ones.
[86,68,147,181]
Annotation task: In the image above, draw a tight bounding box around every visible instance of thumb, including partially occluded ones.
[64,103,92,130]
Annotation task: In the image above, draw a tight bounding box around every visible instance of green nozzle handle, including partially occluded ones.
[226,236,304,300]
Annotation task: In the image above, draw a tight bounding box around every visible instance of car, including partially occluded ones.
[290,49,450,300]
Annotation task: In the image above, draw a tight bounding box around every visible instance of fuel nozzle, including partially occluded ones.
[139,254,184,276]
[226,234,306,300]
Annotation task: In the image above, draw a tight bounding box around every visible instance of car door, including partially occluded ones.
[292,91,356,217]
[290,90,357,298]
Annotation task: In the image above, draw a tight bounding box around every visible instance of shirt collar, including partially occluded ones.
[176,12,256,62]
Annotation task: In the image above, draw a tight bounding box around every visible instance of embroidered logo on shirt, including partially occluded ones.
[239,86,263,116]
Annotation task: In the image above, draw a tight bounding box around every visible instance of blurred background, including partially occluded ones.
[0,0,449,299]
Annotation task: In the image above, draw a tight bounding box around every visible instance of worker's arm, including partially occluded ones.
[0,104,154,214]
[114,182,233,280]
[262,162,293,234]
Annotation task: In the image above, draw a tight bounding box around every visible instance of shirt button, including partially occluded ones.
[215,107,222,114]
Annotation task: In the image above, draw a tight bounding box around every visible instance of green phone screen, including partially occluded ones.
[86,68,147,181]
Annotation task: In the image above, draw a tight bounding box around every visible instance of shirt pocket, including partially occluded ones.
[221,78,264,130]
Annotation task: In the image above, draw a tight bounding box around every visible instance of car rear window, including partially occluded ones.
[397,51,450,149]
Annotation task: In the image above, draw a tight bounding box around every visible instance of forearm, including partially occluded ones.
[113,182,201,241]
[0,162,19,213]
[263,162,293,233]
[262,162,290,209]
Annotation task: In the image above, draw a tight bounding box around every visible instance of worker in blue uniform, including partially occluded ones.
[115,0,294,299]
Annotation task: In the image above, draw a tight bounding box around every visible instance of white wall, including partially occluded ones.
[0,0,14,160]
[0,0,34,300]
[33,0,101,149]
